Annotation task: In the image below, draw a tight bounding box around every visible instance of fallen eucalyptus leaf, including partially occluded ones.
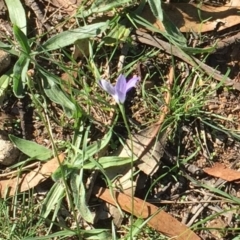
[106,125,169,179]
[0,154,65,197]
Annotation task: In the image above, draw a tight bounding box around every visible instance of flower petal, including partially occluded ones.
[115,74,127,103]
[99,79,115,96]
[126,76,139,92]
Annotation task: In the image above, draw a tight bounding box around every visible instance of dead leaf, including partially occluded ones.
[93,186,201,240]
[206,218,227,239]
[141,1,240,33]
[203,163,240,182]
[49,0,79,14]
[105,127,167,181]
[0,153,65,197]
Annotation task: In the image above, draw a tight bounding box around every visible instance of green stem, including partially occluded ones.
[118,103,134,239]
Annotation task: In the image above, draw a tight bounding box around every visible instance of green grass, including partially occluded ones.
[0,0,239,239]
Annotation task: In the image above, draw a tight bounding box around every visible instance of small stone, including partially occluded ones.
[0,50,11,74]
[0,139,19,166]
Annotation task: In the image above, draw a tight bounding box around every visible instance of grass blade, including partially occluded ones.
[40,69,76,117]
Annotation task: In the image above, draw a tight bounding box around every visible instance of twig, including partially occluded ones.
[0,161,40,178]
[17,99,26,139]
[135,30,240,91]
[147,199,232,204]
[117,43,129,72]
[213,31,240,51]
[184,175,226,227]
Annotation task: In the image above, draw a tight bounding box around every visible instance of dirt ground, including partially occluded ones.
[0,1,240,239]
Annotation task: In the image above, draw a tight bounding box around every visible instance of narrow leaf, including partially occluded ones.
[13,54,29,97]
[40,183,65,218]
[82,156,138,169]
[9,135,52,160]
[148,0,163,21]
[5,0,26,35]
[13,25,31,54]
[162,11,187,46]
[41,22,109,51]
[0,72,11,105]
[40,69,76,117]
[74,128,113,165]
[71,172,94,223]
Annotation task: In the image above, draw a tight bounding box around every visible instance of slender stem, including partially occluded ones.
[118,103,134,239]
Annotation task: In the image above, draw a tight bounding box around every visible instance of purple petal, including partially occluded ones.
[126,76,139,92]
[115,74,127,103]
[99,79,115,96]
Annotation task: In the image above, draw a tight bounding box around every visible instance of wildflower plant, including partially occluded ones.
[99,73,139,236]
[99,73,139,134]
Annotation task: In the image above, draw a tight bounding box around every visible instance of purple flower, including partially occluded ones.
[99,74,139,104]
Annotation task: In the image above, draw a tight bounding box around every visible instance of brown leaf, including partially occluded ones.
[206,218,227,239]
[93,186,201,240]
[203,163,240,182]
[141,1,240,33]
[50,0,79,14]
[0,153,65,197]
[104,126,169,182]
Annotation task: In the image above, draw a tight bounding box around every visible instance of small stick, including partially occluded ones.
[135,30,240,91]
[0,162,40,178]
[17,99,26,139]
[184,175,226,227]
[213,31,240,51]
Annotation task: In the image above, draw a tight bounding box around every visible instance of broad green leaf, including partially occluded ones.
[13,25,31,54]
[39,69,76,117]
[9,135,52,160]
[41,22,109,51]
[82,156,138,169]
[5,0,26,35]
[71,172,94,223]
[148,0,163,21]
[12,54,29,97]
[78,0,132,17]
